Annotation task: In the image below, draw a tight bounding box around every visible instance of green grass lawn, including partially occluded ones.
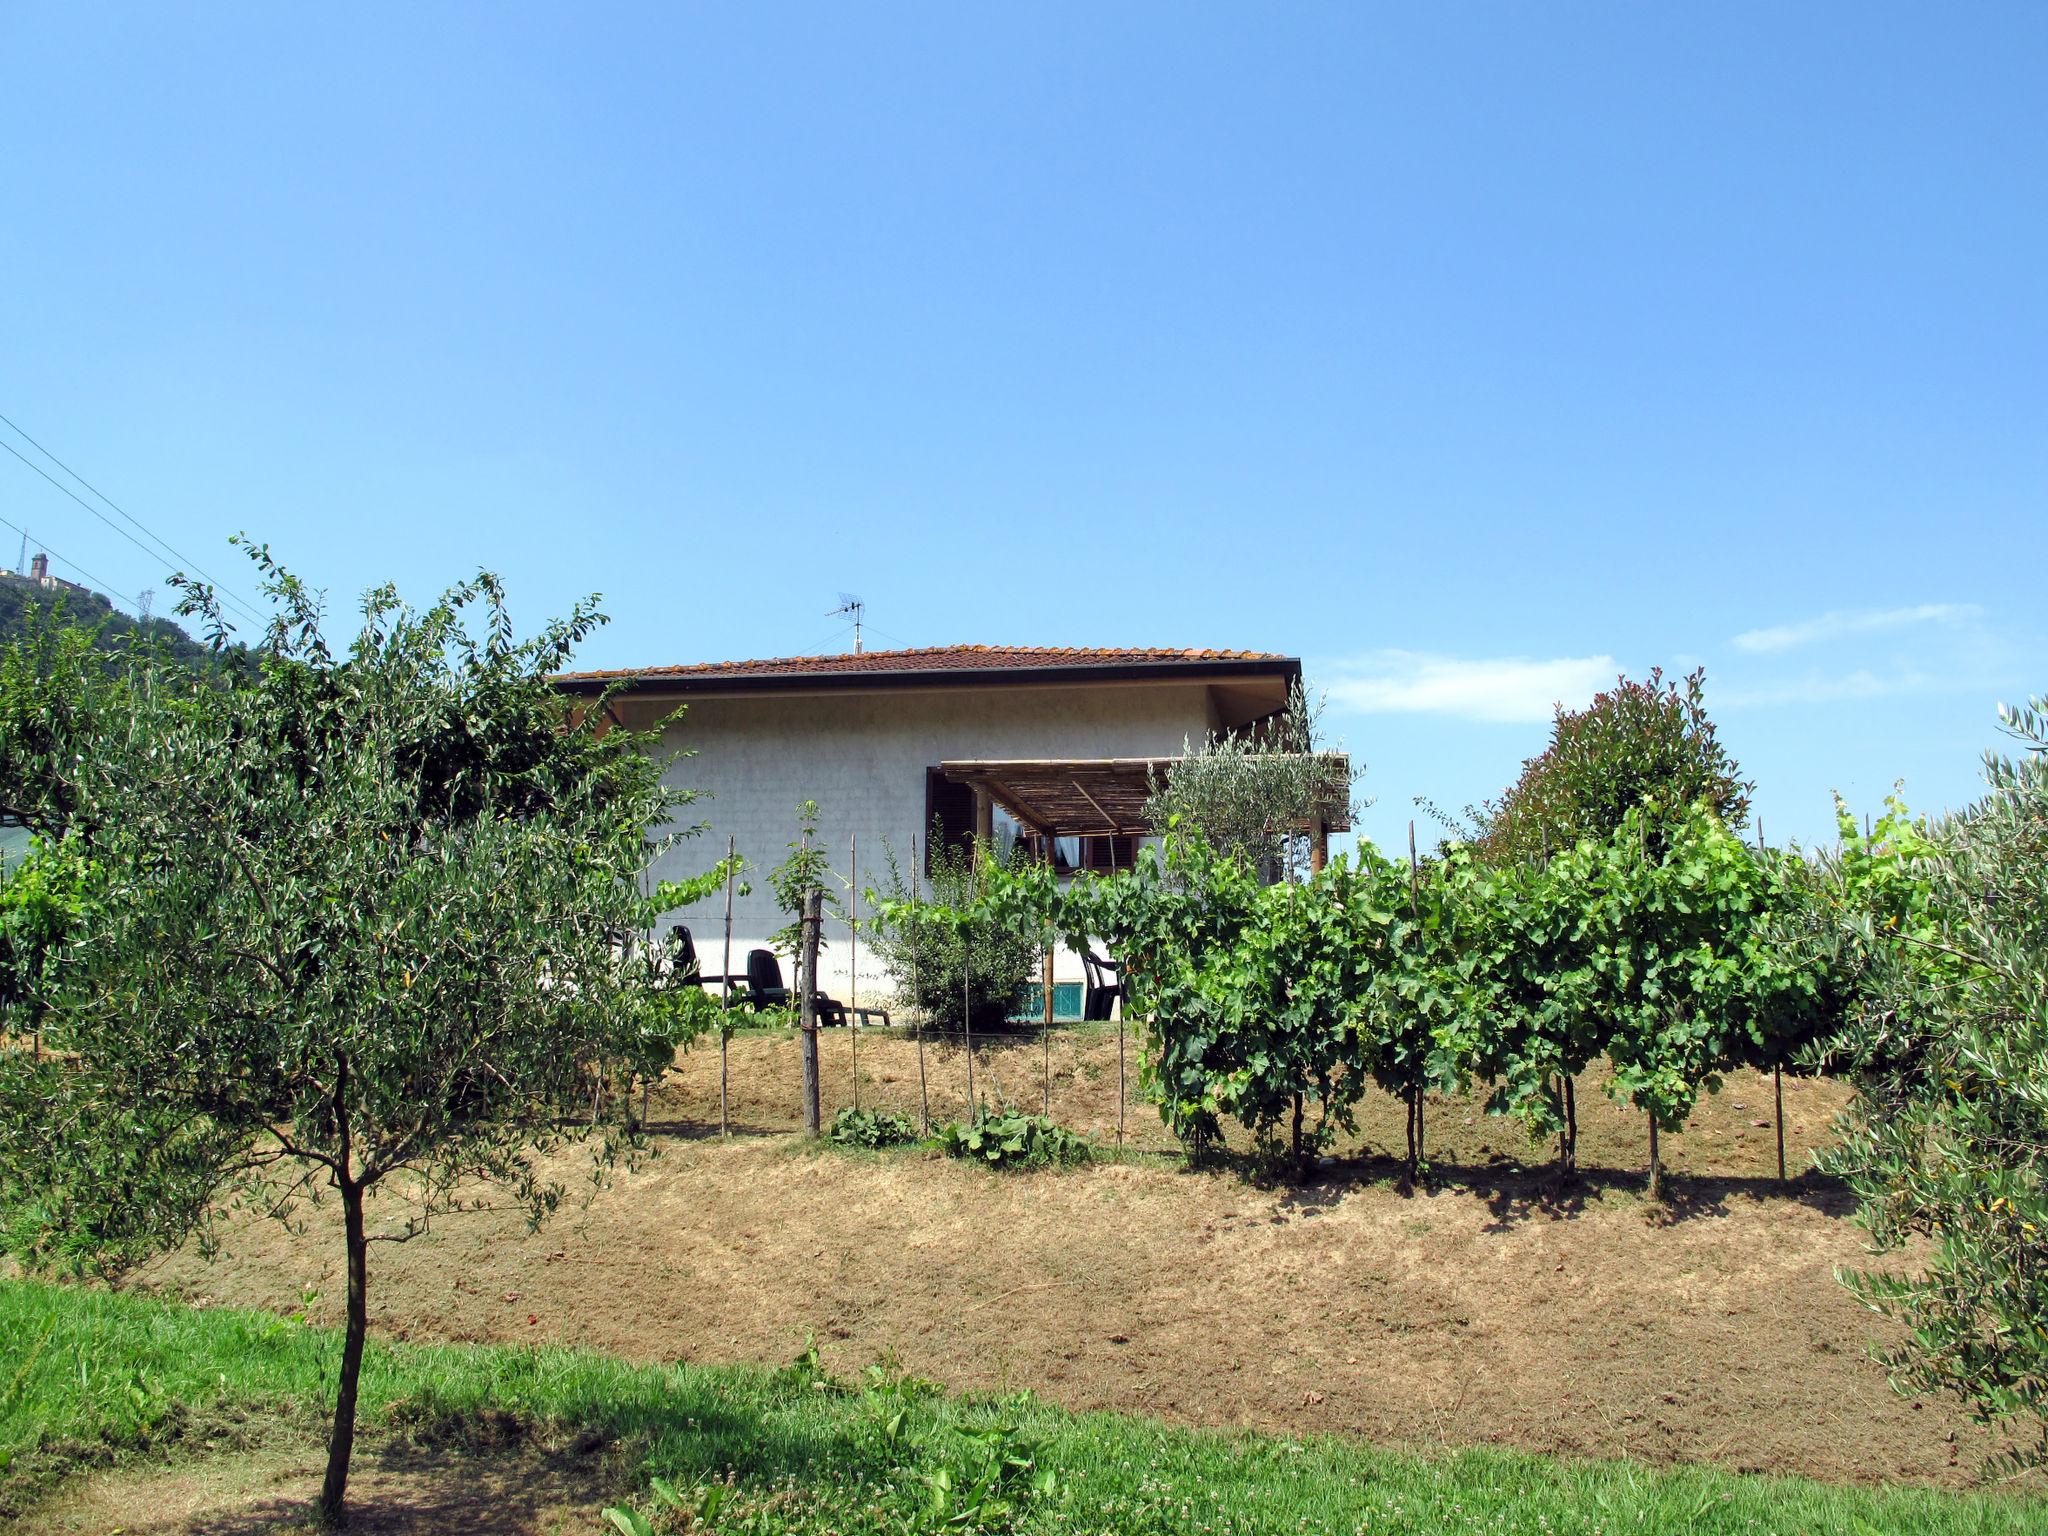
[2,1278,2040,1535]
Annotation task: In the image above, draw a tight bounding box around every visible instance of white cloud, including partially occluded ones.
[1715,669,1935,708]
[1731,603,1983,655]
[1322,650,1618,724]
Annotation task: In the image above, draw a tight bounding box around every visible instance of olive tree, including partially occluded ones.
[1819,699,2048,1469]
[1144,682,1356,883]
[0,548,710,1523]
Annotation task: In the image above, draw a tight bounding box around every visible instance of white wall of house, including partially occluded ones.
[637,679,1223,1004]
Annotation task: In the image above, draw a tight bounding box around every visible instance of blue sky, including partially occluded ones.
[3,4,2041,854]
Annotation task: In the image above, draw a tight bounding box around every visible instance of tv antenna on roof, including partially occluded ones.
[827,593,865,654]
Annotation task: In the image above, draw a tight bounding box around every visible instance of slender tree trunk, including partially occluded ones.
[1291,1092,1304,1173]
[963,862,976,1121]
[1042,949,1054,1117]
[1774,1062,1786,1182]
[1564,1074,1578,1173]
[720,836,735,1136]
[319,1178,370,1524]
[799,888,822,1136]
[1556,1075,1568,1172]
[1647,1115,1662,1204]
[850,832,860,1115]
[1403,1091,1417,1184]
[911,837,929,1135]
[1116,1009,1126,1149]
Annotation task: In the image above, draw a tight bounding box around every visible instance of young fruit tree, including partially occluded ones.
[0,550,712,1524]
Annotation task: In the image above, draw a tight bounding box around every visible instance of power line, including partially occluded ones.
[794,621,858,657]
[0,413,265,624]
[0,509,143,614]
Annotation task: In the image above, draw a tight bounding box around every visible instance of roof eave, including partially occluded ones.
[552,654,1302,698]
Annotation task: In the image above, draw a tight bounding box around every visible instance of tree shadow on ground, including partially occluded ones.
[161,1367,870,1534]
[645,1115,789,1140]
[172,1443,614,1534]
[1235,1145,1854,1229]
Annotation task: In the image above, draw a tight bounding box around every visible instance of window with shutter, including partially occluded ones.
[923,767,976,874]
[1013,832,1141,875]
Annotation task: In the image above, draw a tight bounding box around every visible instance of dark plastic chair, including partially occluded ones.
[745,948,849,1026]
[1082,952,1124,1022]
[669,925,701,985]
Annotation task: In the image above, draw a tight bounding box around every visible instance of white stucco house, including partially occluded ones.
[554,644,1331,1016]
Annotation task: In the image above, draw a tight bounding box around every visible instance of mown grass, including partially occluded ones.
[2,1278,2041,1534]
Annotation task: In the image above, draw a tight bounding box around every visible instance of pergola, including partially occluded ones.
[935,754,1350,1030]
[936,754,1351,859]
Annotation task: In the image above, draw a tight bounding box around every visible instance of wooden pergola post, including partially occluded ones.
[972,785,994,852]
[1309,818,1328,874]
[1041,834,1056,1115]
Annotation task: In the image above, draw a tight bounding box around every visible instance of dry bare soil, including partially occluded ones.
[20,1440,610,1536]
[137,1029,1999,1491]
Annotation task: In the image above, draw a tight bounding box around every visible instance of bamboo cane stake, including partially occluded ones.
[1043,950,1054,1117]
[1042,840,1055,1117]
[1775,1064,1787,1183]
[1110,834,1124,1149]
[720,835,735,1136]
[850,831,860,1114]
[1408,820,1423,1181]
[964,848,977,1122]
[912,836,930,1135]
[800,887,822,1136]
[1756,817,1786,1183]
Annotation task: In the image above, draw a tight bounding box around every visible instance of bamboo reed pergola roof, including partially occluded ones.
[937,755,1351,838]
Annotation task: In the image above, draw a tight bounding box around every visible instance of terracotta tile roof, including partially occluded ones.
[555,644,1290,688]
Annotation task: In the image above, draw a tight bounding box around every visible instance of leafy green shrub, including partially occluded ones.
[1004,804,1838,1188]
[825,1106,919,1149]
[732,1002,799,1031]
[1458,666,1752,864]
[0,832,97,1034]
[867,832,1042,1033]
[937,1109,1092,1170]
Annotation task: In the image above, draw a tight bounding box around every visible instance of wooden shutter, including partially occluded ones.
[1080,834,1140,873]
[924,768,975,875]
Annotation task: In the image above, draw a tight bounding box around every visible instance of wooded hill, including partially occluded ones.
[0,572,212,664]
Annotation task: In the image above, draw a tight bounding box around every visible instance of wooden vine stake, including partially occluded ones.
[799,886,823,1137]
[849,831,860,1115]
[1775,1064,1787,1183]
[1564,1074,1577,1173]
[1406,819,1424,1183]
[1648,1115,1662,1204]
[1110,834,1125,1150]
[1042,840,1055,1117]
[1639,813,1662,1205]
[963,846,977,1121]
[720,834,735,1137]
[911,836,930,1135]
[1758,816,1786,1184]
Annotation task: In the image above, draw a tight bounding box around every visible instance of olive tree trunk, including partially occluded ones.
[318,1176,370,1524]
